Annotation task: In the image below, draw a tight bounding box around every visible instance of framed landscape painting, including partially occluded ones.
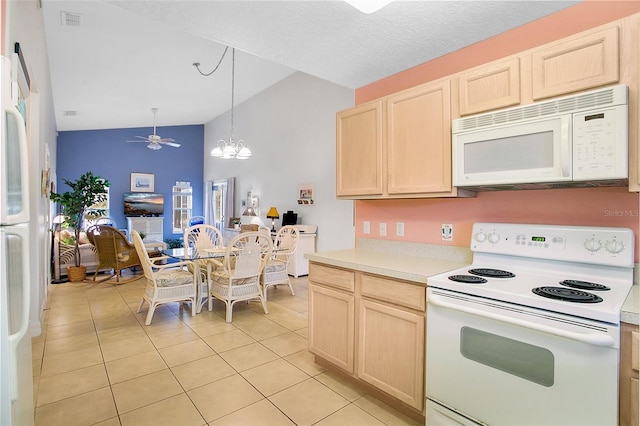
[130,173,154,192]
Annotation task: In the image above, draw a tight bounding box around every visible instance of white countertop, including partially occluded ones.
[305,249,469,285]
[307,246,640,325]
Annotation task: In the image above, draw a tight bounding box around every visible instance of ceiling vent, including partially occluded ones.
[60,12,81,27]
[63,110,77,117]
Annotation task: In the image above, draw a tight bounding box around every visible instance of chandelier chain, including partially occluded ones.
[230,48,235,137]
[193,45,229,77]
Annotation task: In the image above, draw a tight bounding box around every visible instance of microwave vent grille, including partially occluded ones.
[453,85,625,133]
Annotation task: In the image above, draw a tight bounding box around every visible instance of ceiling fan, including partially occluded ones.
[127,108,181,150]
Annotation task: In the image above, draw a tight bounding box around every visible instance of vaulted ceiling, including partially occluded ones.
[41,0,577,132]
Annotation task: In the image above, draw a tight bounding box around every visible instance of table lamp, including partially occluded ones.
[266,207,280,233]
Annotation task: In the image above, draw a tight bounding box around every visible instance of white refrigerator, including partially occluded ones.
[0,55,34,426]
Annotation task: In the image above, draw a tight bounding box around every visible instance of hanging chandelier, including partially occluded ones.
[207,48,252,160]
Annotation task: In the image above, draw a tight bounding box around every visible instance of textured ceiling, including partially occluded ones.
[41,0,578,132]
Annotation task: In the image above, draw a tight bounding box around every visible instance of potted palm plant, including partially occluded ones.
[50,171,110,282]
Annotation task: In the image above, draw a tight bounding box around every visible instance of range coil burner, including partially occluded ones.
[532,286,604,303]
[469,268,515,278]
[559,279,610,291]
[448,275,487,284]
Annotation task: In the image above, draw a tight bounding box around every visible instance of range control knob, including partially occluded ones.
[474,232,486,243]
[584,238,601,252]
[488,233,500,244]
[605,240,624,254]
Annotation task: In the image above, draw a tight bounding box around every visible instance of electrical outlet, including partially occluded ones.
[442,224,453,241]
[363,221,371,234]
[396,222,404,237]
[379,222,387,237]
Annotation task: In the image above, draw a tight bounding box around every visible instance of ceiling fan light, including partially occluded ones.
[147,143,161,150]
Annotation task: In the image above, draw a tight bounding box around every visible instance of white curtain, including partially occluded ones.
[204,180,215,225]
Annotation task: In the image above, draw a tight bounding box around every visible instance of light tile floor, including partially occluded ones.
[32,274,422,426]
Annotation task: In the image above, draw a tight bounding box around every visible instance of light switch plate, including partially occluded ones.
[442,224,453,241]
[396,222,404,237]
[363,221,371,234]
[379,222,387,237]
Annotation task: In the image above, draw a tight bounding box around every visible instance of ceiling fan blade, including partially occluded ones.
[126,139,151,143]
[160,141,181,147]
[158,137,175,143]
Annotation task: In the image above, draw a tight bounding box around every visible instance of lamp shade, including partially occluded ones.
[242,206,257,216]
[266,207,280,219]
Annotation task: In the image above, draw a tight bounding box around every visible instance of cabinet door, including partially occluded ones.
[532,26,619,100]
[357,299,425,410]
[386,80,452,195]
[458,57,521,115]
[336,101,384,197]
[309,284,355,373]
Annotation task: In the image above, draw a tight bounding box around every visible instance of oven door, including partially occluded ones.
[426,288,619,426]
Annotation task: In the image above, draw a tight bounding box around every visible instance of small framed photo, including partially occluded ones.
[297,184,314,205]
[130,173,154,192]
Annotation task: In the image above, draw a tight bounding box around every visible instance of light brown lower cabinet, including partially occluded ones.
[619,322,639,426]
[308,262,426,414]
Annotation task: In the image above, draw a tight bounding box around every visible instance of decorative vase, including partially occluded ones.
[68,265,87,282]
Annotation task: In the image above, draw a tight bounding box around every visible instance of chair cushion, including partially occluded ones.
[154,269,194,288]
[264,259,286,273]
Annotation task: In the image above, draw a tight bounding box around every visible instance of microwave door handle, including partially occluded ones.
[428,293,615,347]
[560,117,571,177]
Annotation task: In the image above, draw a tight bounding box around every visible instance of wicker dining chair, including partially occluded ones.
[86,225,141,283]
[261,225,299,300]
[131,230,198,325]
[183,224,225,313]
[208,231,272,322]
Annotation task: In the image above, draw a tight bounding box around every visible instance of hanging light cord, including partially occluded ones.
[193,45,229,77]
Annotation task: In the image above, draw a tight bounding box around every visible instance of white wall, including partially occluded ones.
[6,0,58,335]
[203,72,355,252]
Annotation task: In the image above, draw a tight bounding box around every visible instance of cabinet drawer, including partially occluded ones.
[633,331,639,372]
[309,263,355,292]
[360,274,426,312]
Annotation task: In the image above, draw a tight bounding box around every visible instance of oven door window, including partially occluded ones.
[460,326,554,387]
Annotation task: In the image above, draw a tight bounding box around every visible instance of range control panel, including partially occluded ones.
[471,222,634,268]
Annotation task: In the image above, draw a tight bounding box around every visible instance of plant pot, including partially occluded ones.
[68,265,87,282]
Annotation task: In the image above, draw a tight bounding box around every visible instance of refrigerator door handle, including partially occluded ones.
[7,230,30,402]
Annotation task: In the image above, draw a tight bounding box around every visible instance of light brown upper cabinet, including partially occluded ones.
[458,57,521,116]
[386,79,453,195]
[336,101,384,197]
[531,25,619,100]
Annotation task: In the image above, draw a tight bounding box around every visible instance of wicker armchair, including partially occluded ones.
[261,225,298,300]
[86,225,141,283]
[208,231,272,322]
[131,230,198,325]
[183,224,225,313]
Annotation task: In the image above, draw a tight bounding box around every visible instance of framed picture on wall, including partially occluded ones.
[130,173,154,192]
[297,184,314,205]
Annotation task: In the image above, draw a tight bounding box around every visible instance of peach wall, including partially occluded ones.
[354,1,640,262]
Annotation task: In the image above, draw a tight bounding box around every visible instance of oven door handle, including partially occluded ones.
[428,294,615,347]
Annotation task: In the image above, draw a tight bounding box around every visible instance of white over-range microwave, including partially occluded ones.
[452,84,628,190]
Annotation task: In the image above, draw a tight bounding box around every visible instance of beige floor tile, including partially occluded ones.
[158,338,216,367]
[171,354,236,391]
[202,329,256,352]
[111,369,184,414]
[270,296,309,313]
[315,403,387,426]
[43,331,99,357]
[146,325,200,348]
[105,350,168,384]
[93,313,141,331]
[219,342,280,372]
[32,340,45,359]
[294,327,309,339]
[187,317,237,338]
[234,317,290,341]
[97,324,147,345]
[284,349,326,377]
[119,393,206,426]
[93,417,122,426]
[187,374,264,422]
[241,358,309,396]
[269,378,349,426]
[45,319,96,341]
[100,334,156,362]
[46,309,93,327]
[260,332,308,357]
[34,387,117,426]
[40,345,104,377]
[353,394,421,426]
[266,310,309,331]
[209,398,295,426]
[315,371,366,402]
[37,363,109,406]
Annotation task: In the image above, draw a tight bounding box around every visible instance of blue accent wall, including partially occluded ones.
[55,125,204,239]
